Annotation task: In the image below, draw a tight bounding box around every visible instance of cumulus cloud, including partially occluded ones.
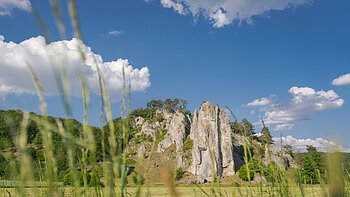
[0,35,151,99]
[0,0,31,16]
[332,73,350,86]
[160,0,185,15]
[248,86,344,131]
[273,135,350,152]
[159,0,311,28]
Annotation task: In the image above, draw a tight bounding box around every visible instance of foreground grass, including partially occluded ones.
[1,185,331,197]
[0,1,348,197]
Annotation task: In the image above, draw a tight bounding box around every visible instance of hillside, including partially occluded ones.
[0,100,349,186]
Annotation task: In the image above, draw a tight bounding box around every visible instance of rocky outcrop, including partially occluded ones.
[157,110,191,166]
[131,102,295,183]
[263,144,296,169]
[188,101,236,182]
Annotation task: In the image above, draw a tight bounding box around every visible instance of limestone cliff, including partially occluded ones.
[130,101,294,183]
[157,110,191,166]
[188,101,236,182]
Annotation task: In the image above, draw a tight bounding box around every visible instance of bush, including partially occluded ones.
[135,133,153,143]
[155,129,167,141]
[263,162,279,184]
[239,164,254,181]
[183,138,193,152]
[132,172,145,185]
[238,160,261,181]
[129,108,156,119]
[0,155,10,179]
[174,167,185,181]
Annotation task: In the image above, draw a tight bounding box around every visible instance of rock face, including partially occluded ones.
[131,101,295,183]
[188,101,235,182]
[264,144,296,169]
[157,110,191,166]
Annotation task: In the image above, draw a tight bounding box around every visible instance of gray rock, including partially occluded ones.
[133,116,145,127]
[263,144,296,169]
[157,110,191,166]
[137,145,146,157]
[188,101,235,182]
[140,120,161,137]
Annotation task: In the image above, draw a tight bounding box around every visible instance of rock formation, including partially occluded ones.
[157,110,191,166]
[188,101,236,182]
[263,144,296,169]
[131,101,295,183]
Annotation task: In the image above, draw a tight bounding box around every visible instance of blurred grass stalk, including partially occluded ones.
[327,145,345,196]
[2,0,349,196]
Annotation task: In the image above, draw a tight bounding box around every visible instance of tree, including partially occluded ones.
[241,118,255,137]
[259,118,273,145]
[147,99,164,109]
[231,120,243,134]
[306,145,317,153]
[302,145,324,184]
[174,98,187,111]
[260,127,273,145]
[283,144,293,157]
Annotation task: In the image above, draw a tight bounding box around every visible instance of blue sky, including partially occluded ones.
[0,0,349,151]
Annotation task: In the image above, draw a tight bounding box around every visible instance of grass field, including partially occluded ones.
[0,185,330,197]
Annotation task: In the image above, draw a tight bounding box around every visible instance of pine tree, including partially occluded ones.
[241,118,255,137]
[260,127,273,145]
[259,118,273,145]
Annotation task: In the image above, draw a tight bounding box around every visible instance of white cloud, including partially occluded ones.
[108,30,123,37]
[159,0,311,28]
[273,135,350,152]
[247,97,272,107]
[0,0,31,16]
[210,9,230,28]
[0,35,151,100]
[332,73,350,86]
[248,86,344,131]
[160,0,185,15]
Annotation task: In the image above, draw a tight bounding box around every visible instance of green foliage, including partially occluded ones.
[0,155,10,179]
[259,126,273,145]
[306,145,317,153]
[230,118,256,138]
[147,99,164,109]
[134,133,153,144]
[302,146,324,184]
[263,162,280,184]
[183,138,193,152]
[131,172,145,185]
[174,167,185,181]
[146,98,187,113]
[283,144,293,157]
[155,128,167,142]
[238,160,261,181]
[241,118,255,136]
[239,164,254,181]
[231,121,243,134]
[129,108,156,119]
